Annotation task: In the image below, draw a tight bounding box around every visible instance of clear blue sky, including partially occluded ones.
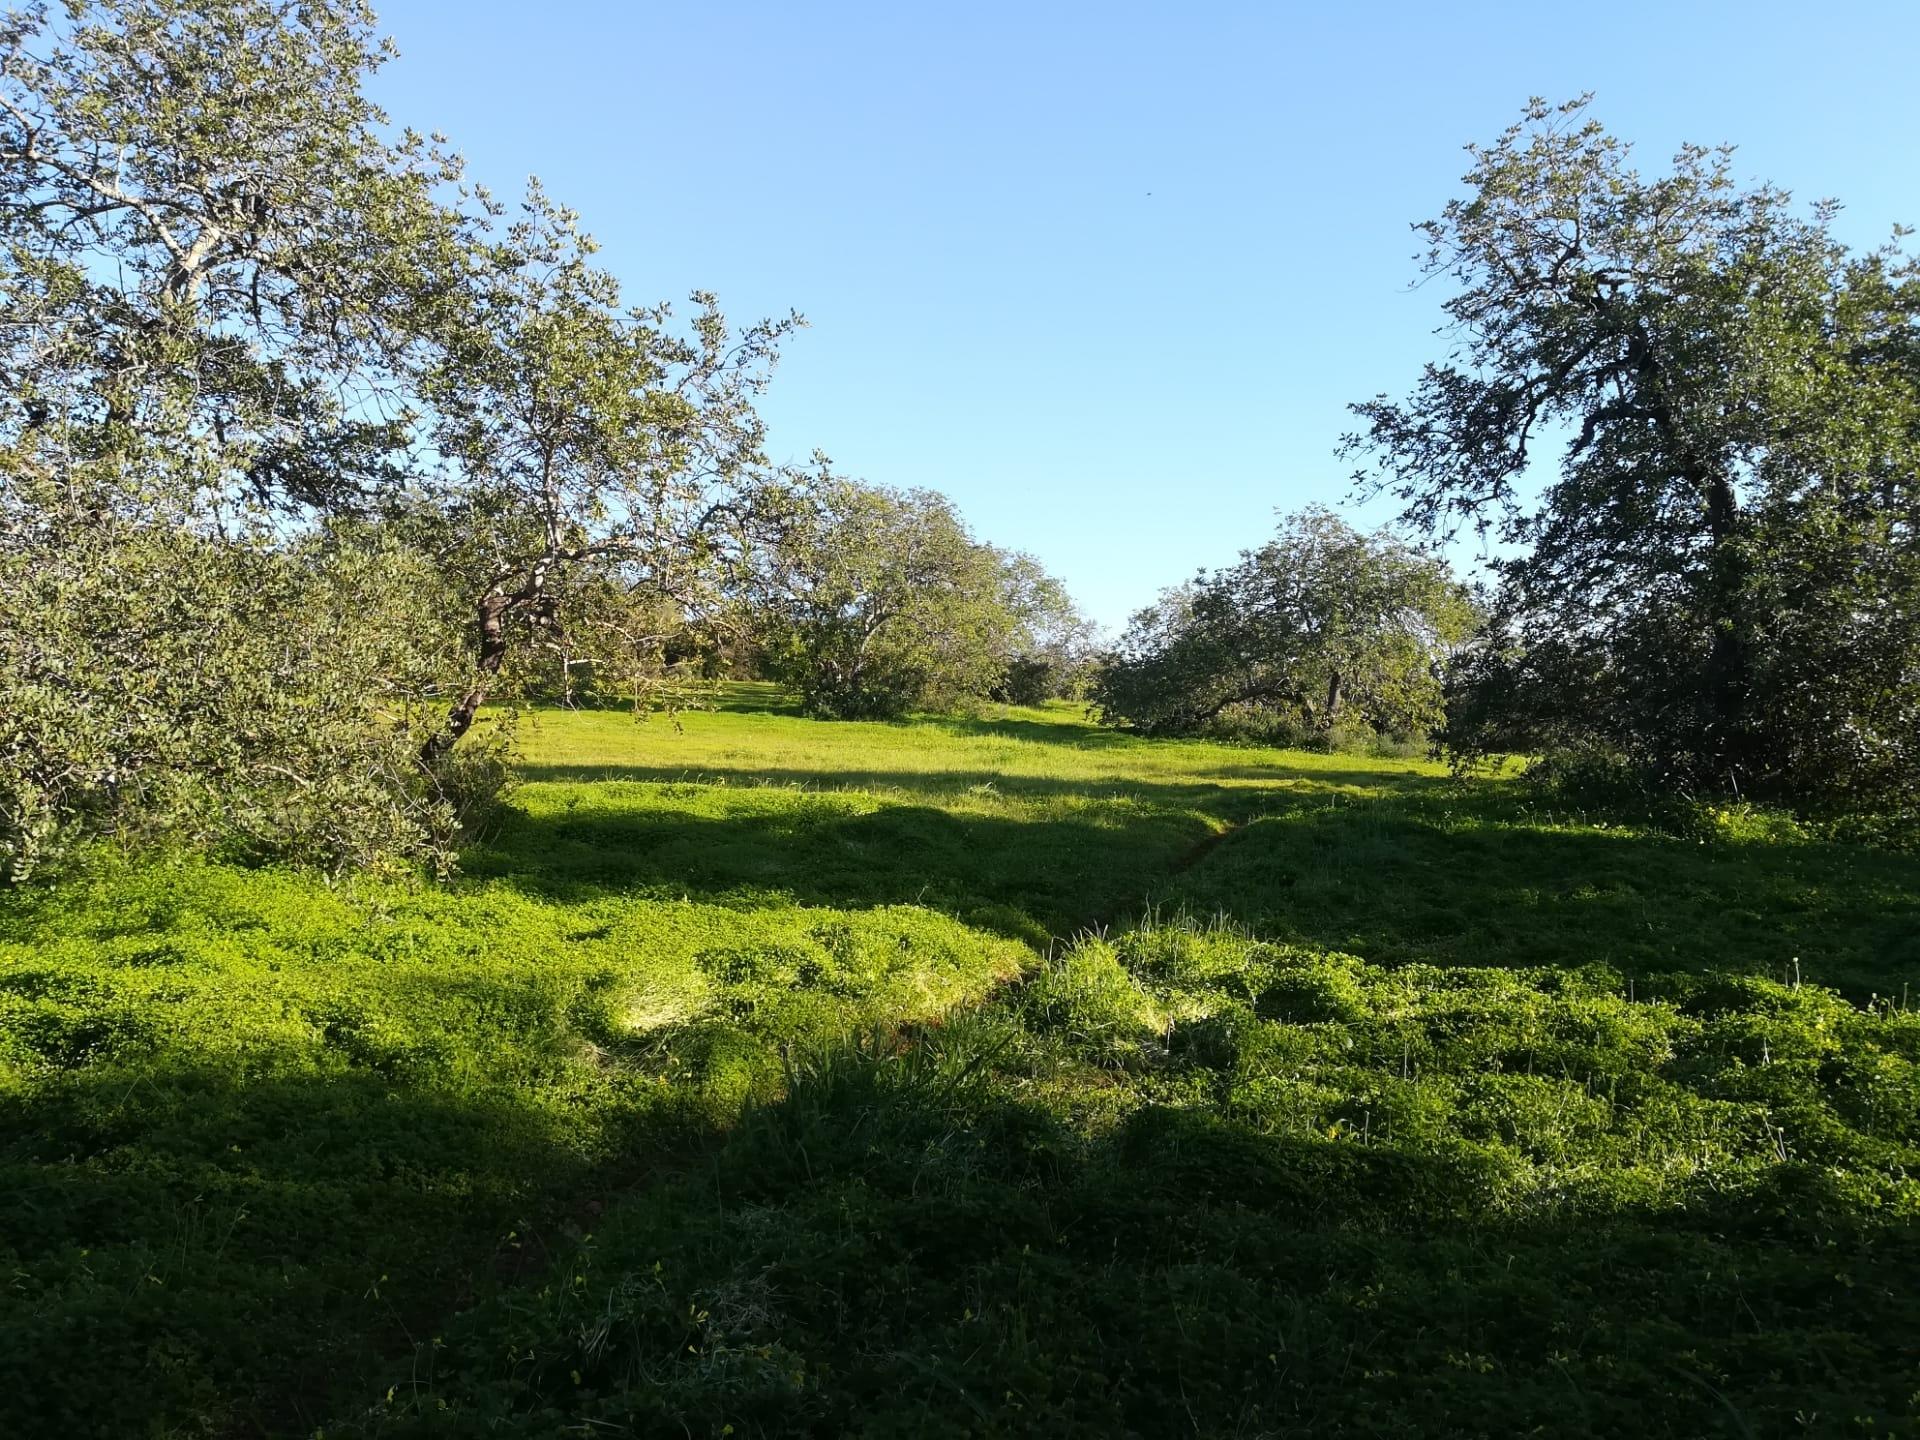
[368,1,1919,630]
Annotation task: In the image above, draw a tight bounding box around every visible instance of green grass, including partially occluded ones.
[3,683,1917,1436]
[499,687,1915,989]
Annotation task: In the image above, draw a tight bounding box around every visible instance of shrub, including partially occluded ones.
[0,493,473,880]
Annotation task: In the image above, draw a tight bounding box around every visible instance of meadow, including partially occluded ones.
[3,685,1918,1436]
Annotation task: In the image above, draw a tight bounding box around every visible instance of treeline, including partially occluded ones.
[0,0,1100,880]
[467,477,1098,722]
[1104,98,1920,835]
[2,2,1914,883]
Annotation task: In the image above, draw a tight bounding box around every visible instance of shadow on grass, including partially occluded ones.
[702,688,807,717]
[465,801,1219,944]
[370,1034,1920,1438]
[471,778,1920,992]
[511,761,1445,804]
[920,711,1132,747]
[1166,791,1920,995]
[0,1053,722,1439]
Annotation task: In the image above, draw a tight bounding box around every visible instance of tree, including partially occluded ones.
[754,479,1055,719]
[988,552,1100,705]
[412,185,799,760]
[1094,507,1472,743]
[1344,97,1920,806]
[0,0,483,875]
[0,0,471,514]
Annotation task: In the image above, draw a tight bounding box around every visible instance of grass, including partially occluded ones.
[2,682,1917,1436]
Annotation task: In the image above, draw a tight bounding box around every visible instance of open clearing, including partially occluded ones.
[4,686,1918,1436]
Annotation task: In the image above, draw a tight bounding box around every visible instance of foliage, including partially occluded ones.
[0,0,812,872]
[410,183,801,758]
[988,552,1100,705]
[754,479,1070,719]
[486,566,722,709]
[0,0,486,873]
[1094,506,1473,746]
[1346,96,1920,813]
[0,0,469,513]
[0,473,474,880]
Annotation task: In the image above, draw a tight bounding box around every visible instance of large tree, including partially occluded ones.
[753,479,1064,719]
[411,185,799,760]
[0,0,484,875]
[1344,97,1920,805]
[1094,507,1472,743]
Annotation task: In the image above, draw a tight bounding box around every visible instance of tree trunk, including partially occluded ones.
[1701,470,1754,782]
[421,590,511,767]
[1323,669,1344,728]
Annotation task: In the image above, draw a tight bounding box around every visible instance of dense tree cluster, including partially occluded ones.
[1,0,459,876]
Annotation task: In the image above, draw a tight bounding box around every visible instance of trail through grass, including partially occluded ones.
[3,684,1916,1436]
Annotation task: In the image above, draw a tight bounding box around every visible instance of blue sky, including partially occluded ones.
[368,1,1919,630]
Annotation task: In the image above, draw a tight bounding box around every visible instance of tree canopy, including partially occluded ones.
[409,184,799,759]
[1345,97,1920,809]
[1094,508,1473,745]
[753,478,1081,720]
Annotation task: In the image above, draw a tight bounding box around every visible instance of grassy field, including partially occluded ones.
[4,685,1918,1436]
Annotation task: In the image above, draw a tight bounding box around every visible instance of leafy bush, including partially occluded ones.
[0,493,471,880]
[1516,745,1828,847]
[426,715,520,844]
[992,654,1063,707]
